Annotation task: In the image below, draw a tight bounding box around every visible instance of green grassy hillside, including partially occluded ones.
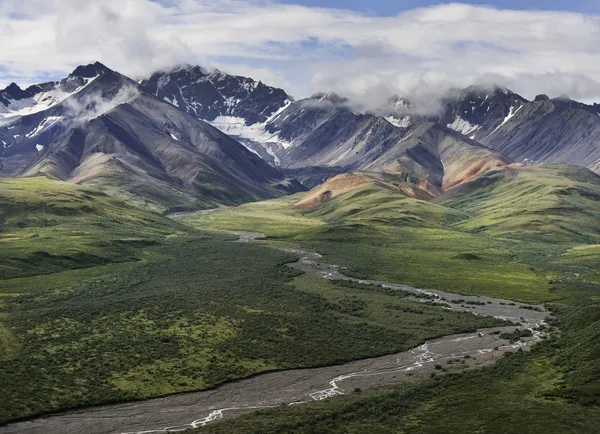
[0,177,192,279]
[302,183,466,227]
[187,164,600,303]
[438,164,600,243]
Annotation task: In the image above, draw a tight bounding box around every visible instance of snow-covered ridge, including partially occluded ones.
[0,75,99,119]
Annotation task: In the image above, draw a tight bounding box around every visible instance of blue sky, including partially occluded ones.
[279,0,600,14]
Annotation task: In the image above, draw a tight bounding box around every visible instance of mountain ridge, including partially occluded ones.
[140,64,600,181]
[0,63,304,212]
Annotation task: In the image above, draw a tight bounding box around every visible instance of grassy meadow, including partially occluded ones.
[185,165,600,304]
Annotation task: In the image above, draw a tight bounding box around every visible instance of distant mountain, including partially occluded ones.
[0,63,304,212]
[1,62,138,174]
[141,65,291,125]
[140,69,515,192]
[264,93,408,168]
[0,63,114,120]
[256,95,513,192]
[139,64,600,188]
[439,87,600,173]
[438,86,528,139]
[362,122,513,191]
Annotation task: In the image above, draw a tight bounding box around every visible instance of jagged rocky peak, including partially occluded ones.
[0,60,140,161]
[144,63,208,85]
[140,64,292,125]
[451,84,526,109]
[1,62,304,211]
[1,82,31,100]
[70,61,112,79]
[439,84,528,137]
[308,92,350,105]
[546,94,600,114]
[1,62,124,109]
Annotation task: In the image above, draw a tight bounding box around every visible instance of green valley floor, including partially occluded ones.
[1,165,599,433]
[182,165,600,433]
[0,178,503,424]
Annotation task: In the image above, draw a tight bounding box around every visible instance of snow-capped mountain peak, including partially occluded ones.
[0,62,120,121]
[0,62,139,157]
[140,65,291,125]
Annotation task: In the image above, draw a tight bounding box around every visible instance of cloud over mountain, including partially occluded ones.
[2,1,600,104]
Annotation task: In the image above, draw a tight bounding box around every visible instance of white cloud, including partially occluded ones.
[2,1,600,106]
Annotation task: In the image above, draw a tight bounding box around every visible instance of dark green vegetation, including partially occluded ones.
[196,328,600,434]
[0,179,502,423]
[499,328,534,343]
[186,163,600,432]
[3,163,600,430]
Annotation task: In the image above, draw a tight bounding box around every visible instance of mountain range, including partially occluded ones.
[0,63,303,212]
[141,65,600,188]
[3,61,600,211]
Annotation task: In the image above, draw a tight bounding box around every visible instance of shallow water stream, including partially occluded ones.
[0,227,549,434]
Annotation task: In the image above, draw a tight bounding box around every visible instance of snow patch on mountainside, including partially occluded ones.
[492,105,523,133]
[210,115,292,161]
[26,116,64,138]
[208,100,294,163]
[385,116,412,128]
[163,96,179,107]
[447,117,481,135]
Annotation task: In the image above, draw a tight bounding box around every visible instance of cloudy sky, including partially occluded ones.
[2,0,600,105]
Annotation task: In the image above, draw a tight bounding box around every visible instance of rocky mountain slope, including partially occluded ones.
[140,65,292,165]
[438,87,600,172]
[141,65,291,126]
[362,122,513,191]
[0,63,303,212]
[11,62,595,205]
[143,65,600,184]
